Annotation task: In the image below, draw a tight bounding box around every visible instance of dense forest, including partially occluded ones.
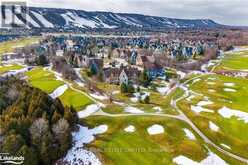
[0,78,78,165]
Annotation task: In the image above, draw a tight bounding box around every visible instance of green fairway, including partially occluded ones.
[25,67,64,93]
[0,37,41,55]
[190,74,248,113]
[0,64,24,74]
[216,50,248,71]
[83,116,211,165]
[179,74,248,159]
[59,89,93,110]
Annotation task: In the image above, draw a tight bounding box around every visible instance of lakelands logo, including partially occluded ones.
[0,153,24,164]
[0,1,28,28]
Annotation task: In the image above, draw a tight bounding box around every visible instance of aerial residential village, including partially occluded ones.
[1,34,220,93]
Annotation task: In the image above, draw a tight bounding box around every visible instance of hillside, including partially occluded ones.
[1,6,222,30]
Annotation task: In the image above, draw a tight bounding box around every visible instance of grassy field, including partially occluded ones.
[215,50,248,71]
[0,64,24,74]
[178,74,248,159]
[25,67,64,93]
[59,89,93,110]
[83,116,209,165]
[0,37,41,55]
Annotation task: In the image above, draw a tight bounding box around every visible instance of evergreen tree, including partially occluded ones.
[120,83,128,93]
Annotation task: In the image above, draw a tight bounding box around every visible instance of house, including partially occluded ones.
[144,62,165,79]
[119,70,129,85]
[103,66,141,85]
[103,67,120,84]
[130,50,137,65]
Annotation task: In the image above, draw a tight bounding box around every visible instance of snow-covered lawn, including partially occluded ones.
[218,106,248,123]
[209,121,219,132]
[183,128,196,140]
[191,105,214,114]
[223,88,236,92]
[49,84,68,99]
[78,104,101,118]
[131,92,150,102]
[173,152,227,165]
[147,124,164,135]
[124,125,135,133]
[63,124,108,165]
[124,107,144,114]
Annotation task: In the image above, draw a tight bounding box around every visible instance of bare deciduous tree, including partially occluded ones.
[52,118,69,141]
[29,118,49,145]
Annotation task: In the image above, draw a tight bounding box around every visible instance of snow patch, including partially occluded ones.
[207,82,215,85]
[209,121,219,132]
[31,11,54,28]
[218,106,248,123]
[208,89,216,93]
[78,104,101,118]
[197,100,213,106]
[124,107,144,114]
[63,124,108,165]
[191,105,214,113]
[224,83,235,87]
[90,93,109,100]
[183,128,196,140]
[124,125,135,133]
[147,124,164,135]
[49,84,68,99]
[177,71,186,79]
[173,152,227,165]
[153,106,162,113]
[223,88,236,92]
[2,67,31,77]
[156,86,170,95]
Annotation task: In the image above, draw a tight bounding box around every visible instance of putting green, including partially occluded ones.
[0,64,24,74]
[25,67,64,93]
[59,89,93,110]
